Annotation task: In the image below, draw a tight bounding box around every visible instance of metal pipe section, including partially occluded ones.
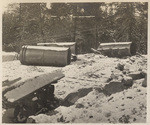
[37,42,77,54]
[19,45,71,66]
[97,42,134,57]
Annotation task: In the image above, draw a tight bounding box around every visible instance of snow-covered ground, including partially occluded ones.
[2,52,147,123]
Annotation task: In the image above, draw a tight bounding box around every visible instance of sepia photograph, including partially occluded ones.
[1,1,148,123]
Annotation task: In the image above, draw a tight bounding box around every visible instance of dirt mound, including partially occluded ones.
[2,53,147,123]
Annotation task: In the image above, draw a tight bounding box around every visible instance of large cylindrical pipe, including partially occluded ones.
[19,45,71,66]
[37,42,77,54]
[97,42,135,57]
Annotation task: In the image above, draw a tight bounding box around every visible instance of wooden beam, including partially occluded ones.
[4,70,64,103]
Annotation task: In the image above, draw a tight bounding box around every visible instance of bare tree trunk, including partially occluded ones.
[39,4,46,43]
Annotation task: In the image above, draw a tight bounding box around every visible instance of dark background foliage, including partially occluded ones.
[2,2,148,54]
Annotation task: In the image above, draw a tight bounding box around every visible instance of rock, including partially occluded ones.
[116,63,124,71]
[142,74,147,87]
[76,103,84,108]
[122,70,126,74]
[136,89,141,92]
[128,71,145,80]
[57,115,65,122]
[71,54,77,61]
[119,115,130,123]
[104,81,126,95]
[108,97,113,102]
[104,112,111,117]
[106,77,113,82]
[127,96,133,99]
[110,72,118,80]
[141,70,147,77]
[26,117,36,123]
[121,104,124,106]
[129,57,136,62]
[133,118,136,121]
[118,75,124,81]
[89,116,93,118]
[122,76,133,86]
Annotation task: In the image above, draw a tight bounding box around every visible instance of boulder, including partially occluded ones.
[128,71,144,80]
[116,63,124,71]
[141,70,147,77]
[142,74,147,87]
[75,103,84,108]
[122,76,133,86]
[104,81,126,95]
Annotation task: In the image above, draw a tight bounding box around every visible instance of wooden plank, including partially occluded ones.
[2,77,21,87]
[4,70,64,103]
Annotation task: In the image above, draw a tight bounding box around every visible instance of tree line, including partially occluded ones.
[2,2,148,54]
